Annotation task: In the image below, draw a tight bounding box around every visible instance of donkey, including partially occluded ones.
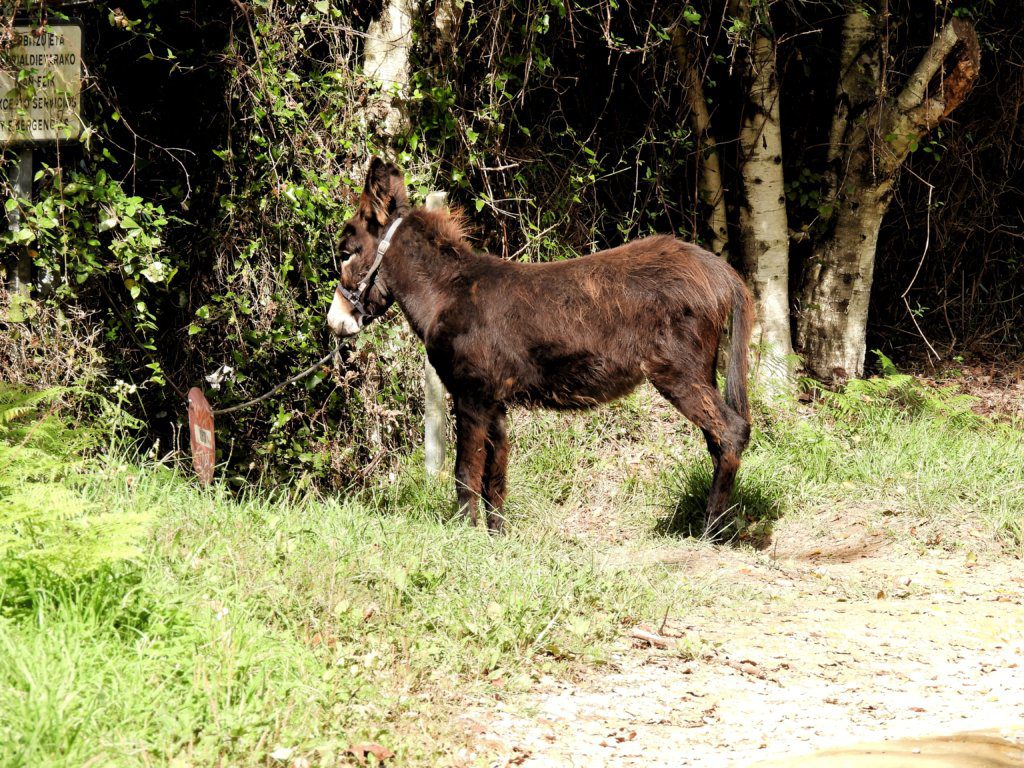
[328,158,754,534]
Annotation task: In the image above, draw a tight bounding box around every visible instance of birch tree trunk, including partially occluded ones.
[363,0,416,135]
[798,16,980,380]
[736,18,794,387]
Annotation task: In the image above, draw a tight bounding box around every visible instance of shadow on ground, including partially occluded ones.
[653,462,785,548]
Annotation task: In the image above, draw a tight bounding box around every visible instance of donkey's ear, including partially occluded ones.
[359,157,409,226]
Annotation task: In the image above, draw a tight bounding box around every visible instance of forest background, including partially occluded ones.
[1,0,1021,485]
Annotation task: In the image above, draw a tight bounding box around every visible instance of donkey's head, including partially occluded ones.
[327,157,409,336]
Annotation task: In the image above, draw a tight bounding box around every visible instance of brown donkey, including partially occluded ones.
[328,158,754,534]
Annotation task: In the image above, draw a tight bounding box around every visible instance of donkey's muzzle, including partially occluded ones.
[327,286,362,337]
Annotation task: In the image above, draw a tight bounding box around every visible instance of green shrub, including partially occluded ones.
[805,351,983,427]
[0,386,150,612]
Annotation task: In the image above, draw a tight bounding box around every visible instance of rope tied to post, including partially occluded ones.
[209,339,341,416]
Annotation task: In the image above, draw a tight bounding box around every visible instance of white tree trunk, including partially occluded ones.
[800,184,889,378]
[799,16,980,380]
[364,2,451,473]
[824,12,880,200]
[363,0,415,135]
[737,30,794,388]
[423,192,449,476]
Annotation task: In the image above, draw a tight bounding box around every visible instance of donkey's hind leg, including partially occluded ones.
[650,374,751,537]
[481,405,509,534]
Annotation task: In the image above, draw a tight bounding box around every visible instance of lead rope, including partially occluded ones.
[201,221,404,415]
[206,219,401,415]
[210,339,341,415]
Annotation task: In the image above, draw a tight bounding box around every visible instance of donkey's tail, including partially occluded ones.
[725,280,754,421]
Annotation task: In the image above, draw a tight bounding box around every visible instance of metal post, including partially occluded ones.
[6,148,33,299]
[423,191,448,476]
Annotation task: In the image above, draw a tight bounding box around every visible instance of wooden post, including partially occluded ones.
[187,387,216,486]
[423,191,448,476]
[5,148,33,300]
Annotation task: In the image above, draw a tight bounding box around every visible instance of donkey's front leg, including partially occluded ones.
[482,405,509,534]
[454,399,490,526]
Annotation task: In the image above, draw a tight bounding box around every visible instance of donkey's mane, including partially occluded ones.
[411,207,472,250]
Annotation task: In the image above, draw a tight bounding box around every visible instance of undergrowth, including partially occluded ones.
[0,386,150,612]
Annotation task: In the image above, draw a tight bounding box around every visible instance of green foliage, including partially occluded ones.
[0,385,63,436]
[1,4,428,485]
[806,351,983,427]
[0,386,150,611]
[3,0,1022,492]
[2,167,174,371]
[407,0,699,262]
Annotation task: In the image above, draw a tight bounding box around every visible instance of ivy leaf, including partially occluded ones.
[314,0,330,13]
[98,216,119,232]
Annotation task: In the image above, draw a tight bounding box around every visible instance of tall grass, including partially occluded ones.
[1,363,1021,766]
[0,459,668,766]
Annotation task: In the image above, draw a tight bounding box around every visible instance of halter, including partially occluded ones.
[337,216,403,321]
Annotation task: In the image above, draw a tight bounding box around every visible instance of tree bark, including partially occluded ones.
[736,20,794,388]
[672,26,729,258]
[823,12,881,202]
[363,0,416,135]
[798,16,980,380]
[799,182,891,381]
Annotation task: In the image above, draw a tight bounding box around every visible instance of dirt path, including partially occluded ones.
[464,521,1024,766]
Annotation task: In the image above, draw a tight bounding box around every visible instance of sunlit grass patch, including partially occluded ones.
[2,365,1022,766]
[739,369,1024,551]
[0,453,670,766]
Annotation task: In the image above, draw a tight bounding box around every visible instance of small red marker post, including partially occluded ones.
[187,387,216,485]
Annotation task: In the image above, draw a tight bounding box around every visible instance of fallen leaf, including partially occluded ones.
[504,746,532,766]
[347,742,394,764]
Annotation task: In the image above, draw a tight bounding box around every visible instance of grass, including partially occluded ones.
[0,458,677,767]
[1,368,1022,766]
[651,383,1024,550]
